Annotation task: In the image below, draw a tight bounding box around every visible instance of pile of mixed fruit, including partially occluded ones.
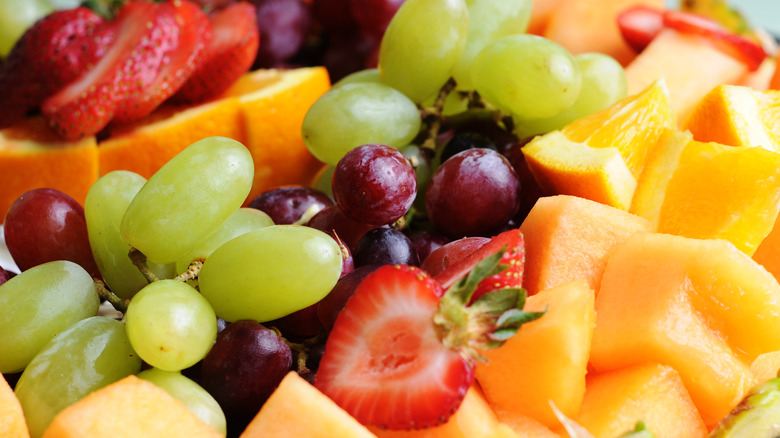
[3,0,780,437]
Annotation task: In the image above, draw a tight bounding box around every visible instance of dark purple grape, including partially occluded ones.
[440,131,497,164]
[425,148,521,239]
[199,320,292,435]
[311,0,357,37]
[250,0,312,68]
[502,141,549,223]
[332,144,417,226]
[420,236,490,277]
[316,264,380,331]
[0,268,9,287]
[3,188,100,277]
[307,205,379,250]
[321,34,375,82]
[406,230,450,264]
[348,0,404,39]
[352,227,418,267]
[248,185,333,225]
[266,303,323,341]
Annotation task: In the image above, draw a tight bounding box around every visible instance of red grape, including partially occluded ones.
[348,0,404,39]
[425,148,520,239]
[3,188,100,277]
[420,236,490,277]
[332,143,417,226]
[307,205,379,250]
[248,185,333,225]
[250,0,312,68]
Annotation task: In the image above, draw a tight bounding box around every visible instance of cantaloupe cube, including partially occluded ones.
[241,371,376,438]
[476,279,595,428]
[625,28,749,123]
[591,232,780,426]
[749,351,780,384]
[575,364,707,438]
[543,0,665,65]
[41,375,221,438]
[494,410,561,438]
[519,195,650,295]
[753,218,780,282]
[369,386,498,438]
[1,373,29,438]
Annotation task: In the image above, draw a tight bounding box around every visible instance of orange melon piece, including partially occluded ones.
[494,410,561,438]
[369,386,499,438]
[543,0,665,66]
[575,364,707,438]
[519,195,650,295]
[682,84,780,150]
[0,373,29,438]
[753,218,780,282]
[590,232,780,426]
[241,371,376,438]
[750,351,780,384]
[527,0,568,35]
[630,129,780,255]
[41,375,221,438]
[522,80,673,211]
[0,117,98,218]
[624,28,749,123]
[475,279,595,429]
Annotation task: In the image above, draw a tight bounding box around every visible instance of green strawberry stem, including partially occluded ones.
[433,247,545,362]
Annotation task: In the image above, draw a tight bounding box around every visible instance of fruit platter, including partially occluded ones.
[4,0,780,436]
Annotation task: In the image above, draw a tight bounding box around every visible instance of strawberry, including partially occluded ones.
[0,7,107,128]
[112,0,211,122]
[315,252,542,430]
[172,2,259,104]
[616,5,664,53]
[434,228,525,302]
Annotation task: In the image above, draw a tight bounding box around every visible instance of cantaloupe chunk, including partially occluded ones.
[241,371,376,438]
[41,375,221,438]
[543,0,665,65]
[575,364,707,438]
[494,410,561,438]
[369,386,498,438]
[625,28,749,123]
[749,351,780,384]
[519,195,650,295]
[0,373,29,438]
[591,232,780,426]
[752,218,780,282]
[475,279,595,428]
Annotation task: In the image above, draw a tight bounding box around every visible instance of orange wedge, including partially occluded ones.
[522,79,674,210]
[0,117,99,217]
[631,129,780,255]
[683,84,780,150]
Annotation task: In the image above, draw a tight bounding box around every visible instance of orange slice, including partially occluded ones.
[683,84,780,150]
[631,129,780,255]
[522,79,674,210]
[0,117,99,217]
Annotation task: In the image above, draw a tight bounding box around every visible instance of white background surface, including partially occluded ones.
[667,0,780,35]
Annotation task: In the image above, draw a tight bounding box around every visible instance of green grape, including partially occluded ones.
[301,82,421,165]
[120,137,254,264]
[125,279,217,372]
[514,52,628,139]
[471,34,581,120]
[400,144,433,210]
[451,0,532,90]
[138,368,227,436]
[199,225,342,322]
[332,68,381,89]
[0,261,99,373]
[14,316,141,438]
[378,0,469,103]
[0,0,53,57]
[310,164,335,199]
[174,207,274,274]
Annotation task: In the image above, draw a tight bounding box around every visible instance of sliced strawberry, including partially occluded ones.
[316,254,542,430]
[434,228,525,302]
[41,1,178,139]
[112,0,211,122]
[0,7,107,128]
[172,2,259,104]
[315,265,472,429]
[662,10,766,71]
[617,5,664,53]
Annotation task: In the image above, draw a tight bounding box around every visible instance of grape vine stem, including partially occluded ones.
[93,279,129,313]
[128,247,160,284]
[175,259,203,283]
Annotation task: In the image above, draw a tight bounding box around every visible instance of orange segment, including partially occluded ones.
[522,79,674,210]
[683,84,780,150]
[238,67,330,203]
[0,117,99,217]
[632,131,780,255]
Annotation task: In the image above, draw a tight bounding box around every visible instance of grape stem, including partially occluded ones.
[175,259,204,283]
[128,248,160,284]
[271,327,326,379]
[93,279,129,313]
[419,78,457,153]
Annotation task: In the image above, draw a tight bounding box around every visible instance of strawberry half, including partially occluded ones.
[434,228,525,302]
[616,5,664,53]
[0,7,107,128]
[315,252,542,430]
[172,2,259,104]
